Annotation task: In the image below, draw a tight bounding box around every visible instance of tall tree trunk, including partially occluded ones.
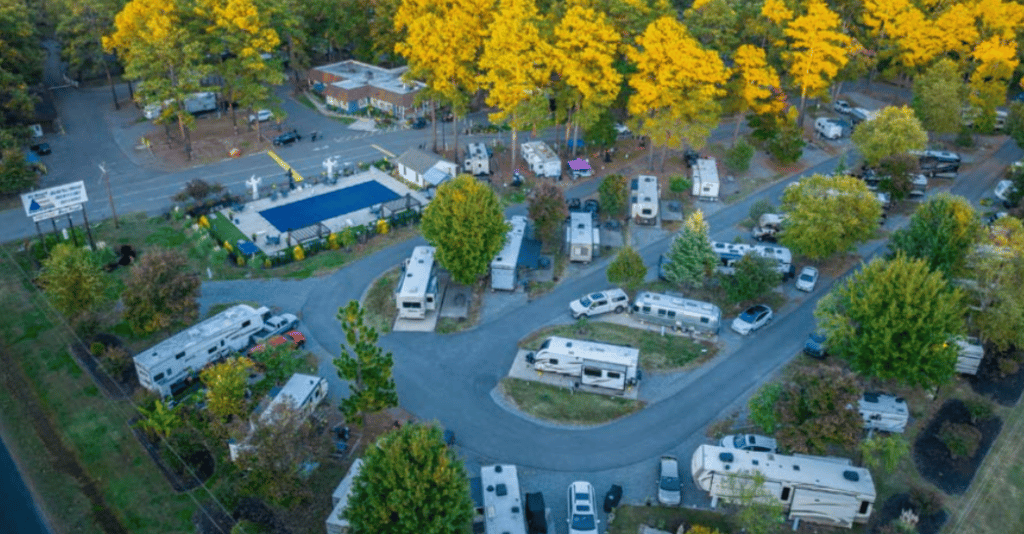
[733,110,744,146]
[103,59,119,110]
[563,101,573,158]
[510,121,519,176]
[431,100,437,152]
[571,116,581,159]
[647,136,655,171]
[453,113,460,162]
[127,79,134,101]
[660,142,668,172]
[798,89,808,128]
[177,112,192,160]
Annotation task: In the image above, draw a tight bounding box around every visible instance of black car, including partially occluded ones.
[30,143,51,155]
[583,199,600,215]
[804,332,828,358]
[566,198,582,212]
[273,130,301,146]
[525,492,547,534]
[411,117,428,129]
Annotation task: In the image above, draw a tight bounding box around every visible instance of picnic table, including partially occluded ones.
[236,240,259,256]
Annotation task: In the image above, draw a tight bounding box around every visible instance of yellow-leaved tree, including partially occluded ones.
[201,356,256,422]
[729,44,785,144]
[627,16,728,171]
[478,0,553,175]
[968,36,1019,132]
[552,4,622,157]
[775,0,852,125]
[104,0,209,160]
[394,0,493,153]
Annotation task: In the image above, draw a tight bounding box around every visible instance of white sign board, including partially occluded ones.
[21,181,88,222]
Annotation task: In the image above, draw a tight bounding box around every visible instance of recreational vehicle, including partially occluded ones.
[464,142,492,176]
[567,212,599,263]
[691,158,720,201]
[326,459,364,534]
[395,246,439,320]
[955,336,984,375]
[521,141,561,178]
[491,216,527,291]
[631,291,722,334]
[710,241,795,280]
[858,392,909,433]
[480,465,527,534]
[526,336,640,391]
[691,445,876,529]
[631,175,660,224]
[229,373,329,461]
[133,304,294,398]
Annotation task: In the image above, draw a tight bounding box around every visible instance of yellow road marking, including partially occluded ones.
[267,150,304,182]
[371,144,395,158]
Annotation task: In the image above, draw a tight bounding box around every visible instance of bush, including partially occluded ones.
[964,398,994,423]
[293,245,305,261]
[938,421,982,459]
[90,341,106,357]
[669,175,691,195]
[955,127,974,148]
[998,357,1019,377]
[101,345,133,377]
[724,139,755,173]
[909,486,945,516]
[748,383,783,434]
[748,199,775,224]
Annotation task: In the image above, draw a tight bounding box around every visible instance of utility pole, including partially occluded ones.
[99,163,119,228]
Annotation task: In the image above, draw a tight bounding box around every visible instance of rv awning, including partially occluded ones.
[789,489,859,528]
[518,238,542,269]
[710,475,781,504]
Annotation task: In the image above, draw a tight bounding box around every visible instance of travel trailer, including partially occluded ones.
[567,212,599,263]
[631,291,722,334]
[631,175,660,224]
[464,142,492,176]
[133,304,296,398]
[526,336,640,391]
[751,213,787,242]
[395,246,439,320]
[691,158,720,201]
[955,336,984,375]
[521,141,561,178]
[229,373,329,461]
[325,459,364,534]
[691,445,876,529]
[858,392,909,433]
[480,465,528,534]
[143,92,217,119]
[710,241,795,280]
[815,117,843,140]
[491,216,527,291]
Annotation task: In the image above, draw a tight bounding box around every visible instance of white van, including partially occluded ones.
[815,117,843,140]
[569,288,629,319]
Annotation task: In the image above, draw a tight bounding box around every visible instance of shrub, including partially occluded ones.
[748,383,783,434]
[236,255,245,266]
[938,421,982,459]
[669,175,691,194]
[859,434,909,472]
[328,233,340,250]
[964,399,994,423]
[748,199,775,224]
[724,139,755,173]
[198,215,210,228]
[955,127,974,148]
[263,258,272,268]
[998,357,1019,377]
[101,345,133,377]
[293,245,305,261]
[909,486,945,516]
[90,341,106,357]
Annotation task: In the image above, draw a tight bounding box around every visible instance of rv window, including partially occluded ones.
[175,352,186,360]
[402,302,422,309]
[242,320,251,328]
[221,340,225,346]
[657,309,666,317]
[859,501,870,514]
[583,368,602,377]
[781,487,791,501]
[208,346,217,354]
[642,306,651,313]
[607,372,620,379]
[549,358,559,365]
[153,372,165,382]
[667,311,676,318]
[700,317,709,324]
[427,296,433,303]
[642,209,652,215]
[540,339,551,350]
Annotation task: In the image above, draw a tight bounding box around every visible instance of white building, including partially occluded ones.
[491,216,527,291]
[395,147,458,188]
[395,246,439,320]
[481,464,527,534]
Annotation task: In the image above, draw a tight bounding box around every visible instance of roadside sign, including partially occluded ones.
[21,180,88,221]
[267,150,304,182]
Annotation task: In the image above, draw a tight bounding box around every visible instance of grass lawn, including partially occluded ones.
[363,266,401,333]
[607,505,734,534]
[206,210,249,246]
[500,378,644,425]
[519,322,717,372]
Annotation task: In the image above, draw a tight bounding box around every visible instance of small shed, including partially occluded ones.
[396,148,458,188]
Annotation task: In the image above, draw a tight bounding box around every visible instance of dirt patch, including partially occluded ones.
[869,493,949,534]
[0,344,130,534]
[968,346,1024,407]
[143,113,288,171]
[913,399,1003,495]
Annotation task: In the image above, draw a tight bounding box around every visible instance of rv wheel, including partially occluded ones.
[614,306,624,314]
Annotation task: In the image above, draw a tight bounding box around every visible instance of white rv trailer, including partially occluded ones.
[710,241,795,280]
[480,465,528,534]
[491,216,527,291]
[691,445,875,529]
[954,336,984,375]
[527,336,640,391]
[630,291,722,334]
[567,211,599,263]
[691,157,720,201]
[858,392,909,433]
[464,142,492,176]
[326,458,364,534]
[134,304,290,398]
[395,246,439,320]
[520,140,561,178]
[631,175,660,224]
[229,373,329,461]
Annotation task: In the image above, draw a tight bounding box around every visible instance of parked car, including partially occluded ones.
[814,117,843,140]
[411,117,428,129]
[657,456,681,505]
[731,304,773,335]
[995,180,1017,202]
[583,199,600,215]
[567,481,598,534]
[833,100,853,115]
[566,197,582,212]
[795,266,819,292]
[273,130,301,146]
[657,254,672,281]
[569,288,629,319]
[248,330,306,354]
[30,143,51,155]
[614,123,631,136]
[910,149,961,164]
[720,434,778,453]
[804,331,828,358]
[249,109,273,123]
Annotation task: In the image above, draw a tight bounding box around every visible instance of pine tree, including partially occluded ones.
[663,210,717,288]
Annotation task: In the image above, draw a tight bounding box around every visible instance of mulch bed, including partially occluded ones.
[193,501,236,534]
[913,399,1003,495]
[869,493,948,534]
[235,497,291,534]
[968,346,1024,406]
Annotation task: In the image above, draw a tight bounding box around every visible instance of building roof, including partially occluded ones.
[260,373,324,423]
[481,465,527,534]
[133,304,266,367]
[423,166,453,187]
[311,60,423,97]
[569,212,594,246]
[491,216,527,270]
[397,148,444,175]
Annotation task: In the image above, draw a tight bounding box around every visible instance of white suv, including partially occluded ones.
[567,481,598,534]
[795,266,819,292]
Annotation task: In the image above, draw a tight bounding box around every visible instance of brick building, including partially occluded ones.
[307,60,426,120]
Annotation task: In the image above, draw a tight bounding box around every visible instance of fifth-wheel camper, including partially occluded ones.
[630,291,722,334]
[133,304,296,398]
[691,444,876,529]
[464,142,492,176]
[395,246,439,320]
[491,216,527,291]
[526,336,640,391]
[631,175,660,224]
[691,157,720,201]
[480,465,528,534]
